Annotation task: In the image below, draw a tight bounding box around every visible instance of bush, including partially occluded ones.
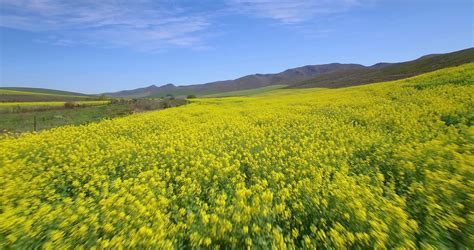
[64,101,76,109]
[187,94,197,99]
[98,94,109,101]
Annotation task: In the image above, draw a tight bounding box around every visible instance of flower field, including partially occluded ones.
[0,64,473,248]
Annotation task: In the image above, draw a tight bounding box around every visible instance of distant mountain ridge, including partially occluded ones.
[105,47,474,97]
[104,63,363,98]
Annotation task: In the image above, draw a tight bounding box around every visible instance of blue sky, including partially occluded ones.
[0,0,473,94]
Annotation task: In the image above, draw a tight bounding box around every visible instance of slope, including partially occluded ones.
[1,63,472,248]
[289,47,474,88]
[0,87,96,102]
[105,63,364,98]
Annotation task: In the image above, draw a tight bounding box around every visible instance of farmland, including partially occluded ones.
[0,101,109,112]
[0,99,187,133]
[0,87,97,102]
[0,63,473,248]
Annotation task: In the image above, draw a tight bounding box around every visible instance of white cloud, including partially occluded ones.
[0,0,375,50]
[228,0,373,23]
[0,0,212,51]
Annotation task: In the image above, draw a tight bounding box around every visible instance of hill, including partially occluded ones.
[289,47,474,88]
[202,85,288,98]
[0,87,96,102]
[104,47,474,98]
[1,87,90,96]
[105,63,364,98]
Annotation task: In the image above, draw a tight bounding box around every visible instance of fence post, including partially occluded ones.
[34,115,37,131]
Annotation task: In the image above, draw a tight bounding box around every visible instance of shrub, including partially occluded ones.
[64,101,76,109]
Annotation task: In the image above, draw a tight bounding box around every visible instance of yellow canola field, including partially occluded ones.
[0,64,473,248]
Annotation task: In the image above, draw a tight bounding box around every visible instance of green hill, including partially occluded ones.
[288,47,474,89]
[0,87,97,102]
[1,87,90,96]
[202,85,288,97]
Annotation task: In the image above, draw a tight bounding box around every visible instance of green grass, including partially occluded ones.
[0,87,90,96]
[0,89,93,99]
[0,101,110,113]
[0,99,188,133]
[0,87,98,102]
[0,104,133,133]
[202,85,288,97]
[0,100,108,107]
[290,47,474,89]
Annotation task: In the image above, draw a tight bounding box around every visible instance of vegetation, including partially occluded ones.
[289,47,474,89]
[0,99,187,133]
[0,87,91,96]
[0,87,97,102]
[105,48,474,98]
[0,63,473,248]
[0,101,110,113]
[203,85,288,97]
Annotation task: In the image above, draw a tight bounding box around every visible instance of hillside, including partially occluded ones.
[0,87,96,102]
[105,63,364,98]
[289,47,474,88]
[104,48,474,98]
[1,87,90,96]
[202,85,288,98]
[2,63,473,248]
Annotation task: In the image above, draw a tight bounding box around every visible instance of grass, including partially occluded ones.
[0,104,133,133]
[0,101,110,113]
[0,89,91,98]
[202,85,288,97]
[0,99,187,133]
[290,47,474,89]
[0,87,90,96]
[0,88,98,102]
[0,100,109,107]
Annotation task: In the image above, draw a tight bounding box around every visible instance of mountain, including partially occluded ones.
[105,63,364,98]
[289,47,474,89]
[105,47,474,98]
[105,84,170,98]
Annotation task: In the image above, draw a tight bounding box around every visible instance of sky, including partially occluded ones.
[0,0,473,94]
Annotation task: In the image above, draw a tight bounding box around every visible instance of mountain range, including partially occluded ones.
[104,48,474,98]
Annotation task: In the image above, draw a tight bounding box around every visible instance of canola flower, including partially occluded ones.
[0,64,473,248]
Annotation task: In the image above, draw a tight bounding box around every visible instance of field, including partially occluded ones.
[0,104,131,133]
[0,100,109,109]
[0,87,91,96]
[0,99,187,133]
[0,87,96,102]
[202,85,288,97]
[0,63,473,248]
